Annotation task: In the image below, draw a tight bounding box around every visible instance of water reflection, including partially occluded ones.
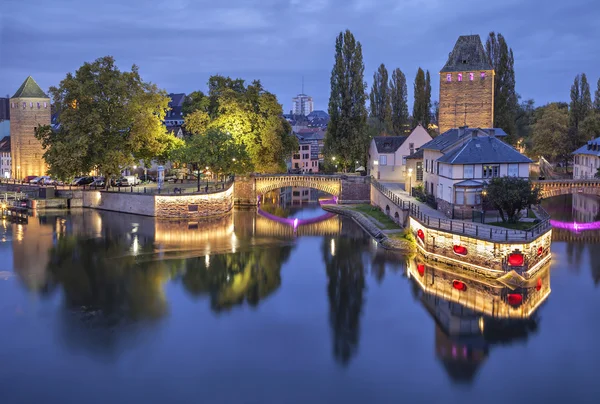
[408,257,550,383]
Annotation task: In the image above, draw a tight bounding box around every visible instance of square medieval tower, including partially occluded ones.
[438,35,494,133]
[9,76,50,179]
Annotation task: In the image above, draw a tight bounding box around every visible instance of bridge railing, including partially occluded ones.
[372,179,551,242]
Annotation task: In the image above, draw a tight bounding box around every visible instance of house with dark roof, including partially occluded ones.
[573,137,600,179]
[421,126,532,218]
[368,124,432,181]
[165,93,185,126]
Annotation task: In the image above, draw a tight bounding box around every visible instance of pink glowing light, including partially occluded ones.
[550,220,600,233]
[293,218,299,229]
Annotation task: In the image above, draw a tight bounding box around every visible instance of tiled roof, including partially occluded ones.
[441,35,492,73]
[406,148,424,159]
[374,136,408,153]
[573,137,600,156]
[168,93,186,107]
[0,136,10,152]
[421,127,505,151]
[12,76,48,99]
[437,135,532,165]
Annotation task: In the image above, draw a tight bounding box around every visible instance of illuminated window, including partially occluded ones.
[30,102,33,108]
[446,74,452,82]
[458,73,463,82]
[469,72,474,81]
[480,72,486,79]
[379,155,387,166]
[37,102,40,109]
[22,102,26,108]
[10,103,14,108]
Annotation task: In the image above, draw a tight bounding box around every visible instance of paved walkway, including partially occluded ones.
[381,182,448,220]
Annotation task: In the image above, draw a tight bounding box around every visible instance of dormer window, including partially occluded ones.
[480,72,486,79]
[446,74,452,82]
[469,72,474,81]
[457,73,463,82]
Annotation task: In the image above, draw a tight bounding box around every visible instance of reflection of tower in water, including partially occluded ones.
[12,216,56,291]
[408,258,550,383]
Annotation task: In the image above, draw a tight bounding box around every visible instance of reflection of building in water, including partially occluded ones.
[12,216,56,291]
[408,257,550,383]
[571,193,600,223]
[291,187,319,205]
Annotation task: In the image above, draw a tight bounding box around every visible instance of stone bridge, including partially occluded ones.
[233,174,370,205]
[534,179,600,198]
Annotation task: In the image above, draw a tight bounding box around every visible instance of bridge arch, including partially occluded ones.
[254,175,341,197]
[535,180,600,198]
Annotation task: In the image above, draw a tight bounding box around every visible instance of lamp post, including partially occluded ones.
[205,166,209,192]
[408,168,413,196]
[481,190,487,224]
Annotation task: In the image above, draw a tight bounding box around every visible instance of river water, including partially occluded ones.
[0,191,598,403]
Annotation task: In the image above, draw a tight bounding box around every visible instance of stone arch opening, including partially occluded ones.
[394,211,400,223]
[385,205,390,216]
[255,176,342,197]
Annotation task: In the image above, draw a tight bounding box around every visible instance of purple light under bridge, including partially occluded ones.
[257,196,337,231]
[550,220,600,233]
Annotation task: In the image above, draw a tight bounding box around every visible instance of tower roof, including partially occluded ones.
[12,76,48,99]
[441,35,492,73]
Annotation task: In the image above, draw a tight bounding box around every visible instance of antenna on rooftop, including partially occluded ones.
[302,76,304,94]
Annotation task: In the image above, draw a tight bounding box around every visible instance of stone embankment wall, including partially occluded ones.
[83,191,156,216]
[370,185,408,226]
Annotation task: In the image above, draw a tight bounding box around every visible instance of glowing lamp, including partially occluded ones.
[537,246,543,256]
[417,263,425,277]
[417,229,424,242]
[536,278,542,291]
[293,218,299,229]
[508,253,524,267]
[507,294,523,306]
[452,280,466,291]
[453,245,468,256]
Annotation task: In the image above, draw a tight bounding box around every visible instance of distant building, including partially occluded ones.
[368,124,432,181]
[439,35,494,133]
[421,126,530,218]
[0,97,9,139]
[165,93,185,126]
[10,76,50,179]
[291,141,319,173]
[573,138,600,179]
[0,136,11,178]
[292,94,314,116]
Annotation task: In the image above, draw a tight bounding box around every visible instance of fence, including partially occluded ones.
[371,179,411,210]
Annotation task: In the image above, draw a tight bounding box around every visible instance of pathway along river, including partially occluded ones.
[0,191,598,403]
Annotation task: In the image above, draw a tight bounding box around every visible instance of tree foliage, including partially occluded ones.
[580,112,600,142]
[35,56,181,183]
[325,30,368,171]
[595,78,600,112]
[531,103,570,164]
[486,177,541,223]
[486,32,518,141]
[570,73,593,131]
[369,63,392,133]
[183,76,296,173]
[389,68,409,135]
[412,68,431,128]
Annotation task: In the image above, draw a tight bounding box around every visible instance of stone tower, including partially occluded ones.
[438,35,494,133]
[10,76,50,179]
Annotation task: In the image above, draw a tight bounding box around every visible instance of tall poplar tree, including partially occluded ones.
[369,63,392,132]
[486,32,517,140]
[594,78,600,112]
[390,68,409,135]
[412,68,430,128]
[570,73,593,130]
[326,30,368,171]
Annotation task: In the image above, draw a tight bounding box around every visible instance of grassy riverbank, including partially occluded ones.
[350,204,400,230]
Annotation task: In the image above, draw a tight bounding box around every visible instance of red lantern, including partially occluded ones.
[417,263,425,277]
[536,278,542,291]
[453,245,468,256]
[417,229,424,242]
[507,294,523,306]
[508,253,524,267]
[452,280,466,291]
[537,246,543,257]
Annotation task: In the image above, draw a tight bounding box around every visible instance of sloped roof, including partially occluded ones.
[573,137,600,156]
[437,135,532,165]
[421,127,506,152]
[441,35,492,73]
[374,136,408,153]
[168,93,186,107]
[12,76,48,99]
[406,148,424,160]
[0,136,10,152]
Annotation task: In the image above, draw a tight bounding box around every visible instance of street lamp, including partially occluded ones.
[408,168,413,196]
[205,166,210,192]
[481,190,488,224]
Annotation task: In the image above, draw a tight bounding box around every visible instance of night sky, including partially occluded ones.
[1,0,599,112]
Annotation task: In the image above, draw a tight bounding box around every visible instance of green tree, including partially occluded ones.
[531,103,570,165]
[486,32,518,141]
[35,56,179,184]
[594,78,600,112]
[570,73,593,131]
[580,112,600,141]
[486,177,541,223]
[412,68,431,128]
[390,68,409,135]
[369,63,392,133]
[325,30,368,171]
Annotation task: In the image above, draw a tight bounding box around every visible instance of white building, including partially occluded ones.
[368,124,432,182]
[420,127,531,218]
[573,138,600,179]
[292,94,314,116]
[0,136,11,178]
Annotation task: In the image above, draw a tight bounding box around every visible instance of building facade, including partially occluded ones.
[10,76,50,179]
[368,124,432,181]
[0,136,11,178]
[573,138,600,179]
[439,35,494,134]
[292,94,314,116]
[291,141,319,173]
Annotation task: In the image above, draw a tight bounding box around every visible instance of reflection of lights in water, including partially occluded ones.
[479,317,485,334]
[15,224,23,242]
[550,219,600,232]
[131,235,139,255]
[132,223,139,233]
[330,239,336,256]
[205,254,210,268]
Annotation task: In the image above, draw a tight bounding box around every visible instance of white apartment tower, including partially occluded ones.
[292,94,314,116]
